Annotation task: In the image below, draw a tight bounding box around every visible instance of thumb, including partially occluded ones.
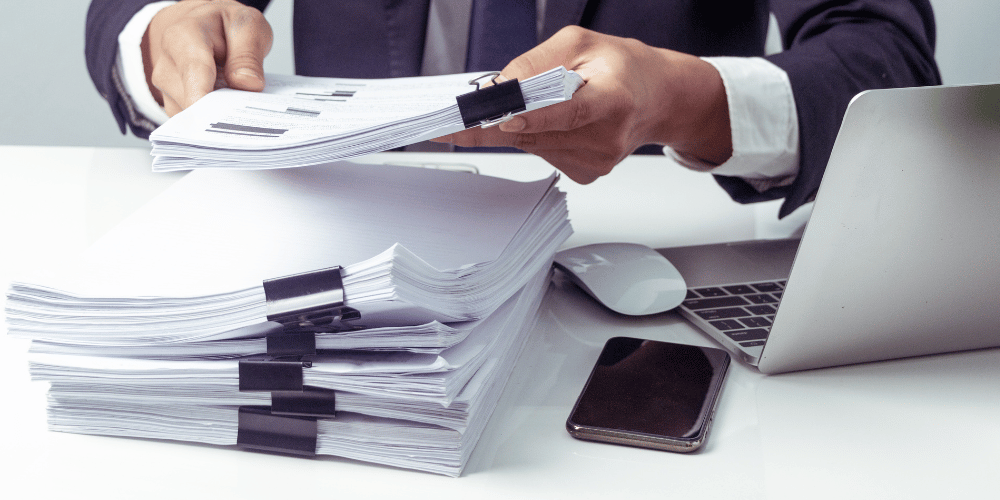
[220,7,273,91]
[500,25,590,82]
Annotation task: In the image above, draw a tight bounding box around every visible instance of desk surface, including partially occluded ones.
[1,146,996,499]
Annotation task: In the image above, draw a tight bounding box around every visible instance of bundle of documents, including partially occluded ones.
[28,265,548,404]
[31,265,550,476]
[7,162,570,345]
[149,67,584,171]
[5,161,571,476]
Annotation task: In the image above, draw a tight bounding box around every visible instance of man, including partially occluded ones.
[85,0,940,217]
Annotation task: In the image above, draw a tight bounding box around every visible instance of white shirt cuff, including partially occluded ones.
[666,56,800,193]
[116,1,176,127]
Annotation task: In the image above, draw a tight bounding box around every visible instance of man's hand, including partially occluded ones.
[433,26,733,184]
[141,0,273,116]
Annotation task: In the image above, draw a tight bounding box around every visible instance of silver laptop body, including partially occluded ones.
[663,83,1000,374]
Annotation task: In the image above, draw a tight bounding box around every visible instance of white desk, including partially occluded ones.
[1,146,996,499]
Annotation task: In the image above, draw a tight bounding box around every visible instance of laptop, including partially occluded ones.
[660,83,1000,374]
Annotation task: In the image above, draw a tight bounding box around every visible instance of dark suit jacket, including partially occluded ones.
[85,0,940,217]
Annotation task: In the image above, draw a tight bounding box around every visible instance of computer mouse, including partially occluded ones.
[553,242,687,316]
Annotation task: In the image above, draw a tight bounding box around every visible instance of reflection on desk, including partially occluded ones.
[1,146,996,499]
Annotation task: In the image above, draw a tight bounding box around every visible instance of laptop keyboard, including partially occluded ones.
[678,281,787,349]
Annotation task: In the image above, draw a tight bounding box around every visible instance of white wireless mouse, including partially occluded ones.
[553,242,687,316]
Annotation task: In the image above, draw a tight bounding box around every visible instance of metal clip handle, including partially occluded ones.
[468,71,503,90]
[263,266,360,333]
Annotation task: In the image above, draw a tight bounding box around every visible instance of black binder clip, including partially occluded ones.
[265,330,317,358]
[237,266,361,455]
[456,72,526,129]
[239,356,338,419]
[236,352,333,455]
[263,266,360,333]
[241,272,342,420]
[237,406,318,456]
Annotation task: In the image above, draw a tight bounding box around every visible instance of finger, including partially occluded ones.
[504,78,633,150]
[498,94,596,134]
[445,122,611,152]
[158,23,219,110]
[220,5,272,91]
[162,91,182,117]
[499,26,594,82]
[150,59,190,116]
[532,148,621,184]
[441,126,537,149]
[436,126,523,149]
[432,128,617,183]
[179,58,219,109]
[428,133,453,144]
[439,125,626,183]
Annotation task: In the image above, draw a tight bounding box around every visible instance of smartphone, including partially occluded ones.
[566,337,730,453]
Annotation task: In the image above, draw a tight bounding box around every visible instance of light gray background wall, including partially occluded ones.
[0,0,294,147]
[0,0,996,147]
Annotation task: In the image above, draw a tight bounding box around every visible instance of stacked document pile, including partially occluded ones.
[150,66,584,171]
[6,161,571,476]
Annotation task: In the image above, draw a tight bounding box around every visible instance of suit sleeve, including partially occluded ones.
[713,0,941,218]
[84,0,272,139]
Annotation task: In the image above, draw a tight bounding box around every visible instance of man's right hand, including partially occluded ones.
[142,0,273,116]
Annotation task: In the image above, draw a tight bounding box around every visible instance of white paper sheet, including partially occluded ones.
[149,67,584,171]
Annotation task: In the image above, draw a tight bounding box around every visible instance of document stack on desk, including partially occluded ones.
[5,161,570,476]
[149,66,583,172]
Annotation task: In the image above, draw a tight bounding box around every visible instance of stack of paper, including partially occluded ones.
[28,265,548,404]
[5,160,571,476]
[149,67,584,172]
[7,162,570,342]
[32,265,551,476]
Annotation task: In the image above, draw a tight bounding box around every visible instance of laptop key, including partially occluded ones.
[740,340,766,347]
[725,328,769,342]
[745,293,779,304]
[693,287,728,297]
[751,282,782,292]
[746,304,777,315]
[682,296,750,310]
[739,316,773,328]
[709,319,745,331]
[695,307,751,320]
[685,289,700,300]
[723,285,755,295]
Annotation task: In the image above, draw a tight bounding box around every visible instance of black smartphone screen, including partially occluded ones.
[567,337,730,451]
